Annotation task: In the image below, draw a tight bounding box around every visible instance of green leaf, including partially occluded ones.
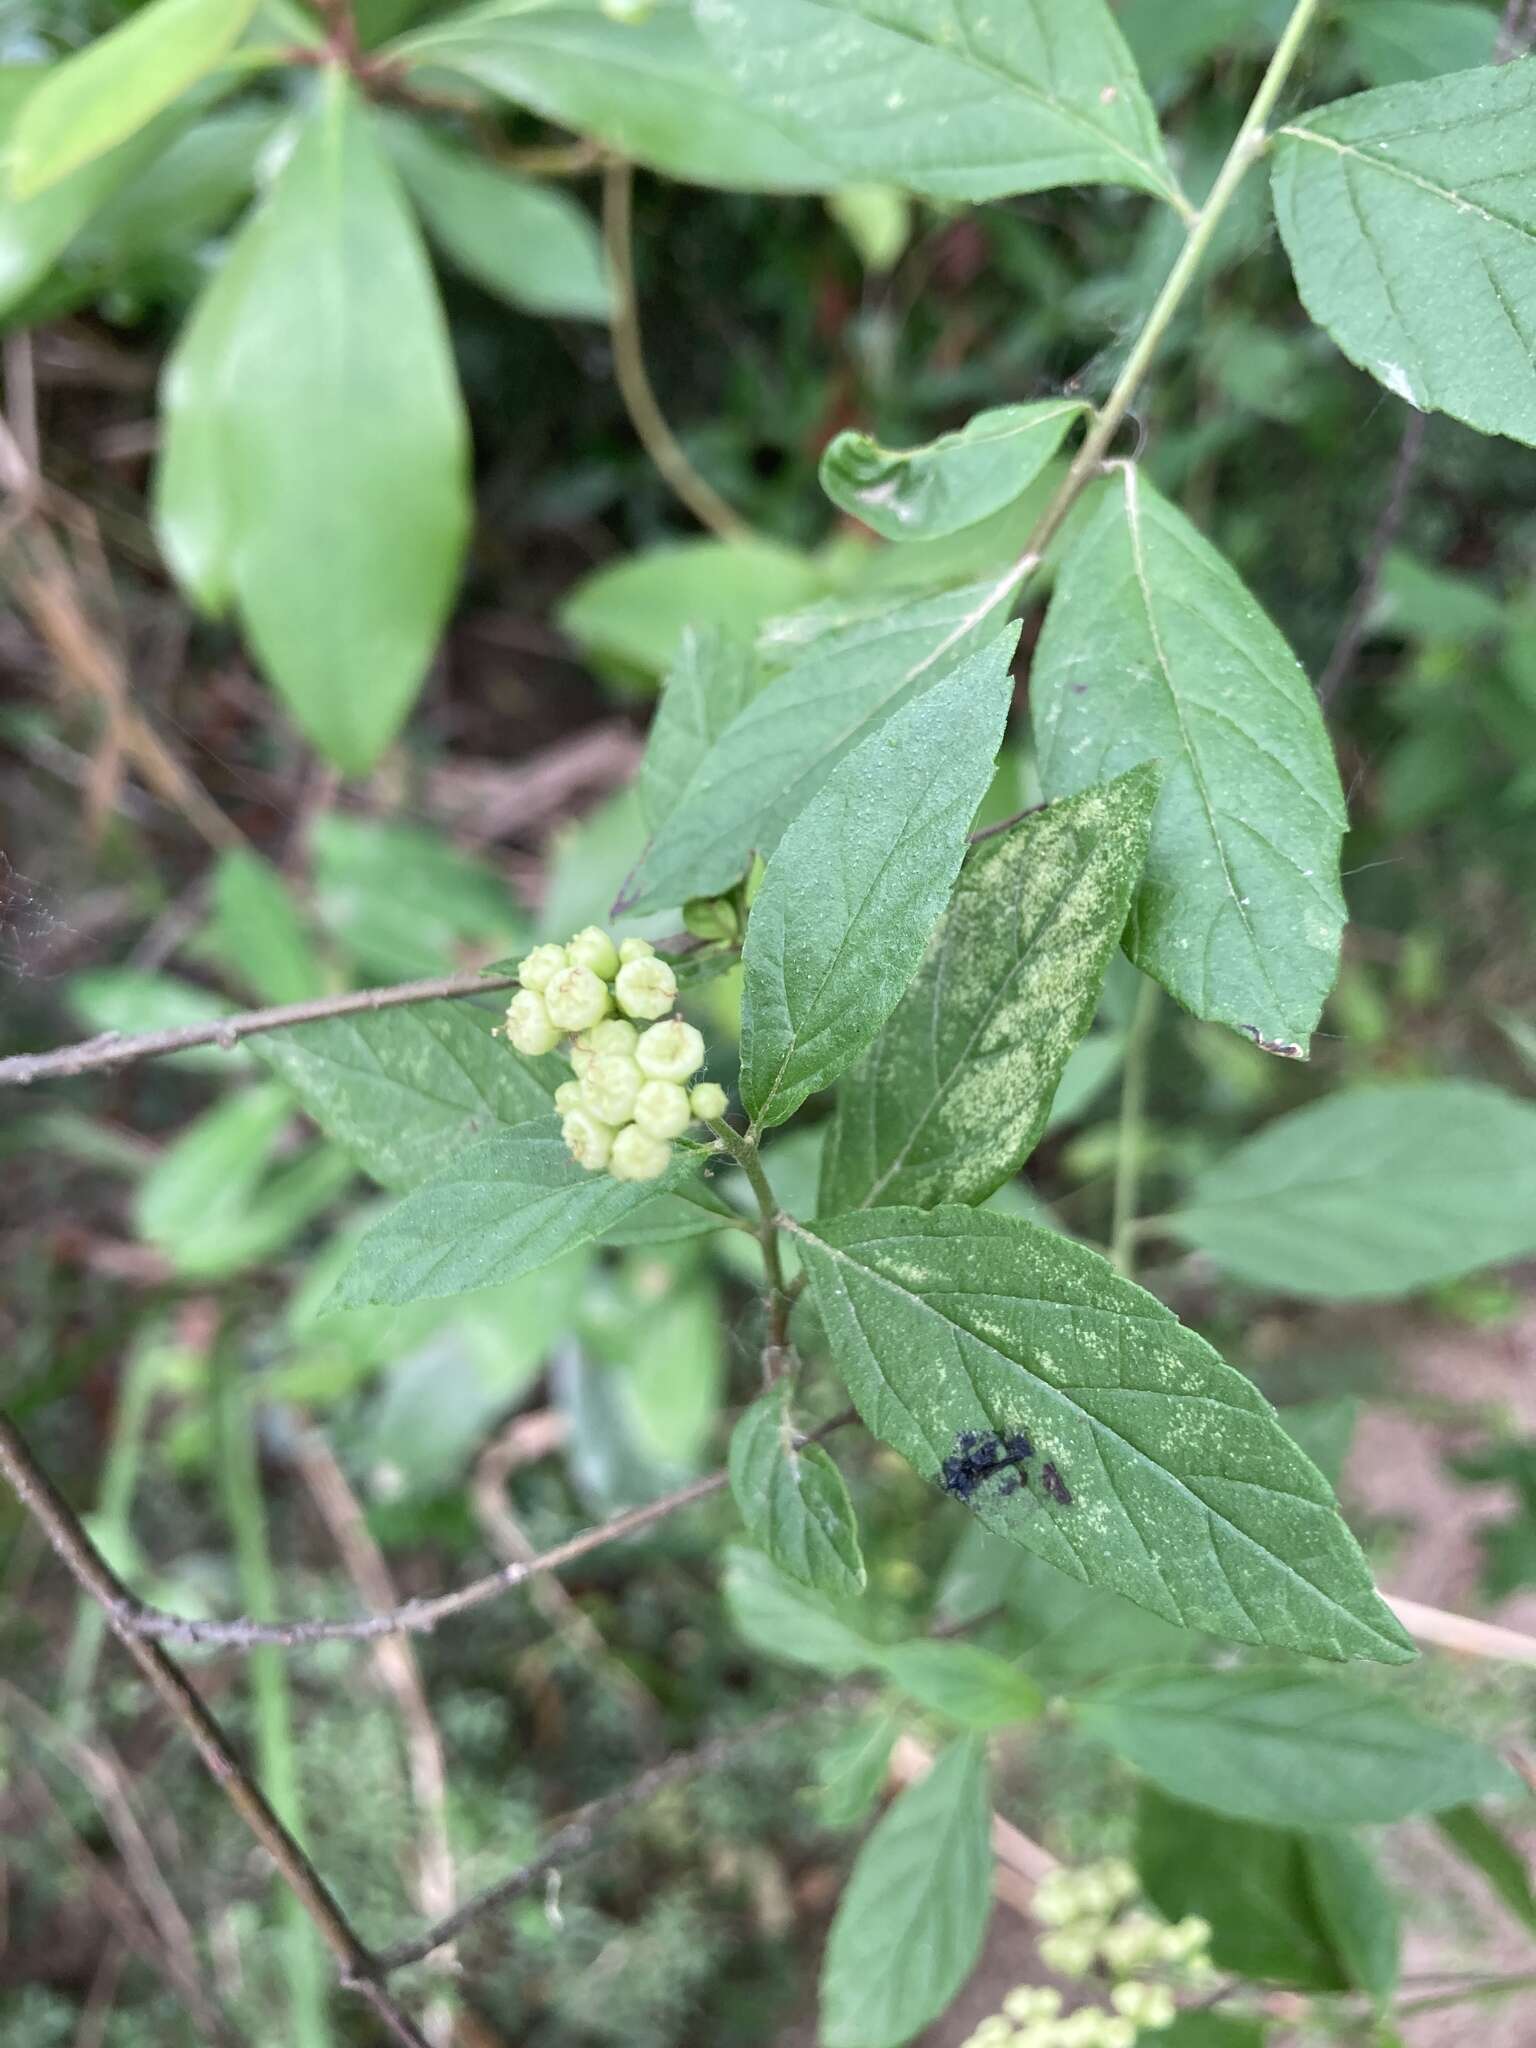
[309,815,525,982]
[152,179,255,613]
[205,848,325,1006]
[6,0,257,198]
[251,1001,560,1192]
[155,73,470,773]
[820,400,1086,542]
[1033,465,1346,1055]
[67,104,274,275]
[1271,62,1536,447]
[1343,0,1496,86]
[794,1206,1413,1664]
[393,0,838,192]
[1158,2019,1269,2048]
[136,1084,292,1263]
[880,1639,1042,1730]
[697,0,1185,212]
[352,1259,586,1497]
[722,1543,882,1675]
[0,67,177,322]
[1169,1081,1536,1300]
[819,769,1159,1213]
[620,577,1015,916]
[1436,1805,1536,1935]
[1137,1787,1393,1995]
[728,1387,866,1600]
[383,112,610,318]
[136,1085,353,1278]
[741,630,1017,1127]
[1077,1668,1518,1826]
[816,1712,900,1826]
[638,628,763,835]
[819,1738,992,2048]
[1308,1831,1400,2004]
[326,1117,705,1310]
[560,536,827,682]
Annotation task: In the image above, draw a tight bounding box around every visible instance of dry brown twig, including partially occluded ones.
[296,1432,460,2048]
[471,1405,665,1747]
[0,1414,434,2048]
[0,967,522,1086]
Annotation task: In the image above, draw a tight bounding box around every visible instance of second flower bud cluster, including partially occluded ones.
[503,927,725,1183]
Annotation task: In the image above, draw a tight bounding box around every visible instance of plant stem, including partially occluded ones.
[705,1118,793,1375]
[1111,976,1159,1279]
[212,1365,333,2048]
[602,161,756,545]
[1014,0,1327,579]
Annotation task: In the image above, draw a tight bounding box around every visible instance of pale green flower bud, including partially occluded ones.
[505,989,561,1056]
[1003,1988,1061,2024]
[633,1079,691,1140]
[517,943,567,992]
[1166,1916,1211,1962]
[1031,1870,1085,1928]
[582,1053,643,1126]
[1053,2011,1102,2048]
[582,1018,639,1057]
[962,2020,1010,2048]
[618,935,655,962]
[689,1081,728,1122]
[1037,1929,1098,1978]
[1112,1981,1175,2030]
[567,925,620,979]
[544,964,612,1032]
[554,1081,585,1114]
[614,955,677,1020]
[635,1018,705,1082]
[1098,2021,1137,2048]
[1100,1912,1163,1976]
[609,1124,672,1182]
[1099,1860,1140,1909]
[570,1042,595,1079]
[562,1109,615,1172]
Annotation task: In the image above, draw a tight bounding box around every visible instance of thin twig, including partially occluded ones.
[601,160,755,544]
[375,1683,871,1974]
[84,1414,855,1652]
[471,1407,665,1747]
[125,1468,733,1649]
[297,1432,460,2048]
[0,969,520,1086]
[1385,1594,1536,1669]
[3,1682,224,2036]
[1316,410,1428,707]
[0,1413,432,2048]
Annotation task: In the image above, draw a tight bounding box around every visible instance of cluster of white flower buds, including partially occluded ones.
[958,1861,1213,2048]
[503,928,725,1183]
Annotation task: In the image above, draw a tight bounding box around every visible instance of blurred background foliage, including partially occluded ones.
[3,1,1536,2043]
